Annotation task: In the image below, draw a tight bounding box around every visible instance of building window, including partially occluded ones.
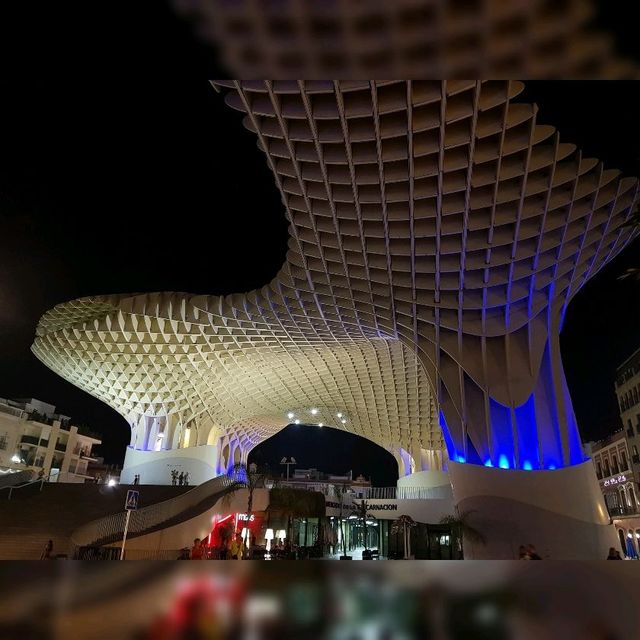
[604,460,611,477]
[613,455,619,476]
[622,451,628,470]
[634,388,639,405]
[0,434,7,451]
[597,462,603,479]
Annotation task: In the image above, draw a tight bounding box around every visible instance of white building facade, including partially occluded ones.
[0,398,101,483]
[589,432,638,517]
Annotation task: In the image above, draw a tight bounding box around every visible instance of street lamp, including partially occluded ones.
[280,456,297,480]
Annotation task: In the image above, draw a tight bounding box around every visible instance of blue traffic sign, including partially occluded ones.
[125,489,139,511]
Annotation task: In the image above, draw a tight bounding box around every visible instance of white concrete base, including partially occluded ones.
[120,445,219,485]
[448,460,619,559]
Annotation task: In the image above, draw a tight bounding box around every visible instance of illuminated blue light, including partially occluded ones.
[547,463,556,470]
[523,460,533,471]
[490,399,515,472]
[514,393,540,472]
[456,455,466,463]
[484,460,493,467]
[439,410,458,462]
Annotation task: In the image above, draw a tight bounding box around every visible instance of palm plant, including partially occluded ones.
[439,509,486,558]
[391,514,416,559]
[267,486,325,557]
[224,463,271,558]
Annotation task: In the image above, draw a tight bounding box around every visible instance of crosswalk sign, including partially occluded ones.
[125,490,139,511]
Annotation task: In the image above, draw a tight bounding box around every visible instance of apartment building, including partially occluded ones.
[0,397,101,483]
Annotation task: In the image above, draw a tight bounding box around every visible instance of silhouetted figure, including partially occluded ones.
[184,472,190,486]
[526,544,542,559]
[607,547,622,559]
[178,472,184,486]
[40,540,53,560]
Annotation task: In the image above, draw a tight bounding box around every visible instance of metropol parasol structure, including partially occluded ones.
[33,81,638,557]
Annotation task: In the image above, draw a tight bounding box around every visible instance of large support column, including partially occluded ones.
[435,306,615,558]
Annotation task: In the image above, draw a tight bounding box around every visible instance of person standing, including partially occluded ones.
[190,538,204,560]
[607,547,622,559]
[526,544,542,559]
[229,534,243,560]
[40,540,53,560]
[184,472,190,486]
[178,472,184,486]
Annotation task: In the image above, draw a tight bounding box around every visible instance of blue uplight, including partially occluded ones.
[547,463,556,470]
[484,459,493,467]
[498,455,510,469]
[456,455,466,463]
[523,460,533,471]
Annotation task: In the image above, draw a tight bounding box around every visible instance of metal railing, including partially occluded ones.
[0,403,26,419]
[71,474,236,550]
[359,486,453,500]
[277,482,453,501]
[607,505,640,518]
[1,472,49,499]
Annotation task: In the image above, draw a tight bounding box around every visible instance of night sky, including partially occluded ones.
[1,3,638,486]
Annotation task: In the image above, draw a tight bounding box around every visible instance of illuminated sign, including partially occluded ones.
[603,475,627,487]
[237,513,255,521]
[367,504,398,511]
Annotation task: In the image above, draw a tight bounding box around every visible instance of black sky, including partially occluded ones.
[0,3,638,486]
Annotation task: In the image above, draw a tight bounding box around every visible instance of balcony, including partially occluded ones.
[607,505,640,518]
[55,442,67,452]
[19,435,49,447]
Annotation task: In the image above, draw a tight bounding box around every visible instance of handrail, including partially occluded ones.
[1,473,50,499]
[277,483,453,501]
[71,474,236,550]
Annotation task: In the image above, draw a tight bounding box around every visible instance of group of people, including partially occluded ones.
[180,534,246,560]
[607,547,624,560]
[518,544,542,560]
[132,474,141,485]
[170,469,190,486]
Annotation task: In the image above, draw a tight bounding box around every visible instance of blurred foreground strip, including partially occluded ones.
[172,0,637,78]
[0,562,638,639]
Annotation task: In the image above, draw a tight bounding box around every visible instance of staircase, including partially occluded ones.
[0,483,190,559]
[71,475,236,557]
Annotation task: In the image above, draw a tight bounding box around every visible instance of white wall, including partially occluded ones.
[397,469,451,489]
[120,445,218,485]
[448,460,619,559]
[364,498,455,523]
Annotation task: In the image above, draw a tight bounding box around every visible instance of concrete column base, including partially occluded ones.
[448,460,618,559]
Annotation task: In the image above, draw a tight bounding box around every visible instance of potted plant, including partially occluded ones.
[439,509,486,559]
